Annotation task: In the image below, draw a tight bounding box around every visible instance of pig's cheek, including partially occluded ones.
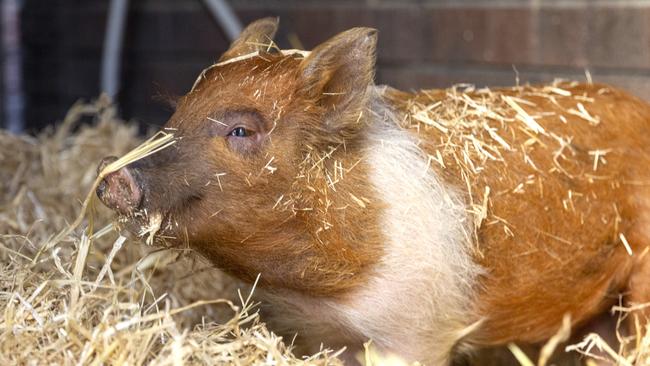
[226,136,262,156]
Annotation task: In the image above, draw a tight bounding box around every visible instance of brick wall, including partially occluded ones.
[18,0,650,130]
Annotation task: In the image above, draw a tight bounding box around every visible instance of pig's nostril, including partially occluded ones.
[96,180,107,197]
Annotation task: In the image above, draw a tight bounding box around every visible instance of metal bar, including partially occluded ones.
[101,0,129,99]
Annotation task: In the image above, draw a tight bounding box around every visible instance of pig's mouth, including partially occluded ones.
[113,209,177,247]
[96,156,182,247]
[100,187,195,248]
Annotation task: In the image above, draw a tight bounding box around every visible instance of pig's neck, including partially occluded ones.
[261,86,483,364]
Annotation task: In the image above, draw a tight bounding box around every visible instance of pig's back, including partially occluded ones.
[387,82,650,344]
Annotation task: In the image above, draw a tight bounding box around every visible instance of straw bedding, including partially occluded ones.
[0,92,648,365]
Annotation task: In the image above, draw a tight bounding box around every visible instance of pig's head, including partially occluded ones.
[97,18,383,295]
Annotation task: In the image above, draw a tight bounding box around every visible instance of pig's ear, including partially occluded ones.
[218,17,279,62]
[298,27,378,135]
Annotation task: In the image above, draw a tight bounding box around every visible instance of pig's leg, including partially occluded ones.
[620,186,650,347]
[626,187,650,320]
[626,248,650,325]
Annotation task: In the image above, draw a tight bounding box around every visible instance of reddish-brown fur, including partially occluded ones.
[388,85,650,345]
[103,21,386,297]
[97,18,650,363]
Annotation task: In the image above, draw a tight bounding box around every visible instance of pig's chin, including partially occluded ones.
[114,208,177,248]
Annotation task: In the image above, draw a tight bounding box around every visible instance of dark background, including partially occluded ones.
[4,0,650,132]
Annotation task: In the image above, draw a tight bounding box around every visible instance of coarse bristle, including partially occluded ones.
[403,81,650,365]
[402,80,612,254]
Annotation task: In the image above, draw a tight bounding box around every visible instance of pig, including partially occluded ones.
[96,18,650,365]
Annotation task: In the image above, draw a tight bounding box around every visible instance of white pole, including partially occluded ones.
[2,0,24,134]
[202,0,242,42]
[100,0,129,99]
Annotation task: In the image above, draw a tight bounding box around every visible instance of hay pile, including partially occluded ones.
[0,96,341,365]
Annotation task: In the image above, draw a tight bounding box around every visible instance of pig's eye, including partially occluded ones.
[228,127,253,137]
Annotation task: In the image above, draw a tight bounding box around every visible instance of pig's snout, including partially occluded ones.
[96,156,143,215]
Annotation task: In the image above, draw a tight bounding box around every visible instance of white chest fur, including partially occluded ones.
[342,117,482,363]
[263,98,482,365]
